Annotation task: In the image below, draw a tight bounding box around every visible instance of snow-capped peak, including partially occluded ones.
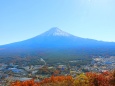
[41,27,72,37]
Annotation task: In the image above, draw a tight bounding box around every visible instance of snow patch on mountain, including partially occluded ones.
[41,27,72,37]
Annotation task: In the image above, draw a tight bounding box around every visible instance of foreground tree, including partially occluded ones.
[10,70,115,86]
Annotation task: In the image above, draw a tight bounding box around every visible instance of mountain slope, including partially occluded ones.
[0,27,115,59]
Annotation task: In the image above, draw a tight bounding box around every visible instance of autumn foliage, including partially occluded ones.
[10,70,115,86]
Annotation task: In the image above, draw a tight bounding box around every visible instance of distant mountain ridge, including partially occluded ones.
[0,27,115,59]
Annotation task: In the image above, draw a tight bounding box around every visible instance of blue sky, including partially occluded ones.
[0,0,115,45]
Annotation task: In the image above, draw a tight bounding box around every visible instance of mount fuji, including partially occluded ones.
[0,27,115,59]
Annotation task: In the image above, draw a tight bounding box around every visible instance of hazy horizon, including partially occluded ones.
[1,0,115,45]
